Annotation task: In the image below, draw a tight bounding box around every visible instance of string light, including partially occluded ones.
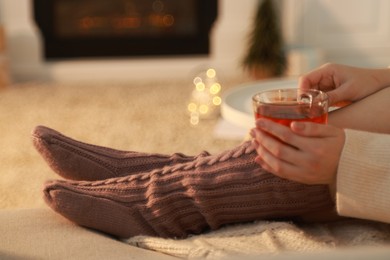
[187,68,222,125]
[210,83,221,95]
[206,68,216,78]
[196,82,206,91]
[212,96,222,106]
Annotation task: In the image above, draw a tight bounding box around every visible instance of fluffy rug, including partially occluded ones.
[0,80,241,209]
[1,80,389,258]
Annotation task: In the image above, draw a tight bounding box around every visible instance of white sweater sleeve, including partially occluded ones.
[336,129,390,223]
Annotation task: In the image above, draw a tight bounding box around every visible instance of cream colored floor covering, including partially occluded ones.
[1,80,389,259]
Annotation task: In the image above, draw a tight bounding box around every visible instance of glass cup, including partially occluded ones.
[252,88,329,127]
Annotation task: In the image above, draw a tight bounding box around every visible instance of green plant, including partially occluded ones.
[242,0,286,79]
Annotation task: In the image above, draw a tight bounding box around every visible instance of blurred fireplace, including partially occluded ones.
[33,0,217,60]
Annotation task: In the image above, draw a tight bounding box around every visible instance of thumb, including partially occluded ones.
[324,90,341,106]
[325,85,352,106]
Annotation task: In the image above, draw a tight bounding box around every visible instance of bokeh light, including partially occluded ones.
[187,67,222,125]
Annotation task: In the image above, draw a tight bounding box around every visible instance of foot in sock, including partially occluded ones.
[32,125,210,181]
[43,141,335,239]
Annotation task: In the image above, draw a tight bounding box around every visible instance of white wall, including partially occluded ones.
[1,0,389,83]
[282,0,390,68]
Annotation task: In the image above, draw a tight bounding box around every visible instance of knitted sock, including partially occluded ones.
[43,141,335,239]
[32,125,210,181]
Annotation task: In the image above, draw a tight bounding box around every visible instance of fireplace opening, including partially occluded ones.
[33,0,218,60]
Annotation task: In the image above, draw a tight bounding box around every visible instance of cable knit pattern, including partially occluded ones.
[76,140,256,186]
[43,141,334,239]
[32,125,210,181]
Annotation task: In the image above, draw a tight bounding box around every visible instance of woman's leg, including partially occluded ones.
[43,141,334,239]
[40,87,390,237]
[33,87,390,182]
[32,126,210,181]
[329,87,390,133]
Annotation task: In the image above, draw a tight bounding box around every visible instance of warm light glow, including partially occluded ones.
[193,76,202,85]
[199,104,209,114]
[196,82,205,91]
[187,102,197,112]
[188,68,222,125]
[79,16,142,31]
[148,13,174,28]
[190,114,199,125]
[212,96,222,106]
[210,83,221,94]
[163,15,175,27]
[206,68,216,78]
[113,17,141,29]
[79,17,105,30]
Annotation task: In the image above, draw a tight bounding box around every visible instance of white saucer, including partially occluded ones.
[221,78,298,129]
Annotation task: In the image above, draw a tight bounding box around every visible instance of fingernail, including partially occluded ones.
[255,156,263,165]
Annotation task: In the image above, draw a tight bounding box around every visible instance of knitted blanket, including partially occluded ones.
[126,219,390,258]
[1,81,389,258]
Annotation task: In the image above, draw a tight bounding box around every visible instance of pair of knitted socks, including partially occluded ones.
[33,126,335,239]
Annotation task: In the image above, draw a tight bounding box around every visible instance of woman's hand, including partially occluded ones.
[299,63,390,106]
[250,119,346,185]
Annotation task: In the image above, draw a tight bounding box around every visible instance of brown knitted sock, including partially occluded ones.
[32,125,210,181]
[43,141,335,239]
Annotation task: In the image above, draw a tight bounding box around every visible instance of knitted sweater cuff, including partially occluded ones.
[336,129,390,224]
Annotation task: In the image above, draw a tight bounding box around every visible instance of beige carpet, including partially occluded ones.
[0,79,241,209]
[1,79,390,259]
